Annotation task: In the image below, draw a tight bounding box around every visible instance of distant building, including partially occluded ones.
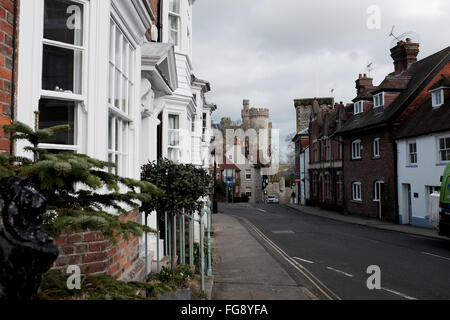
[218,99,273,203]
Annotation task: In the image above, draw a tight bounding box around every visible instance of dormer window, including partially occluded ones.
[373,92,385,108]
[431,89,444,108]
[354,101,363,115]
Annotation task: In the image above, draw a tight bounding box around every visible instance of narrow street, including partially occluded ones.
[214,203,450,300]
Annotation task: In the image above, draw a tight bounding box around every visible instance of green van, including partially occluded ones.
[439,163,450,237]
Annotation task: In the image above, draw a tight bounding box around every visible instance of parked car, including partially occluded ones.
[267,195,279,204]
[439,163,450,237]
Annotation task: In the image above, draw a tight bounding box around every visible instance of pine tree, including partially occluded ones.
[0,118,161,242]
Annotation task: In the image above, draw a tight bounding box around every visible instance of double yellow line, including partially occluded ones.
[239,217,341,301]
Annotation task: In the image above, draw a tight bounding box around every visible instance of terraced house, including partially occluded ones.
[336,39,450,223]
[6,0,215,281]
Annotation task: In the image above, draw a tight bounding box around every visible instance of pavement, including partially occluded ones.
[211,213,317,300]
[286,204,448,241]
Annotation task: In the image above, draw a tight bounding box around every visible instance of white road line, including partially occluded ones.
[293,257,315,264]
[257,208,267,213]
[326,267,354,278]
[381,287,417,300]
[240,217,340,300]
[422,252,450,261]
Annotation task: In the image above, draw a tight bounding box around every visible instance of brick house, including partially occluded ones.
[300,98,348,211]
[336,39,450,222]
[0,0,19,154]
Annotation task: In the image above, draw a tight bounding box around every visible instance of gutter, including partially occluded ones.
[10,0,18,155]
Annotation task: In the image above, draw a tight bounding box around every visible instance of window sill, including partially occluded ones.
[372,156,381,160]
[436,163,449,166]
[406,165,418,168]
[351,158,362,161]
[351,200,363,204]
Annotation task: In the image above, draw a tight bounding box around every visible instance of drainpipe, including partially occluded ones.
[10,0,18,155]
[158,0,163,43]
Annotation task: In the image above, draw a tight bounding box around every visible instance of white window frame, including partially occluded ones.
[39,0,89,153]
[352,182,362,202]
[245,169,252,181]
[354,101,363,115]
[373,180,384,202]
[168,0,181,47]
[245,187,252,197]
[373,138,380,158]
[431,89,444,108]
[438,135,450,163]
[352,139,361,159]
[108,17,136,176]
[168,113,181,162]
[373,92,385,108]
[408,141,418,165]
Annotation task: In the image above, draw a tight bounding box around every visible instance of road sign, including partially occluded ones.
[226,178,233,186]
[295,177,301,184]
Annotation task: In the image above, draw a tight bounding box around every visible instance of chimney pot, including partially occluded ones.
[390,40,420,75]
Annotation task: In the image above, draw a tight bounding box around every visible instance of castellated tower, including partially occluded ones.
[242,99,251,128]
[250,108,270,130]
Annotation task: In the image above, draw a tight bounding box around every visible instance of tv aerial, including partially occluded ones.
[388,25,421,48]
[366,62,373,77]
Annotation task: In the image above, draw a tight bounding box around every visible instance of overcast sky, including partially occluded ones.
[192,0,450,160]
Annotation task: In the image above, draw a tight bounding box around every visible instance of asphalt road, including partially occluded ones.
[219,203,450,300]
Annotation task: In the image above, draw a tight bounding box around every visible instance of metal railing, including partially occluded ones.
[144,199,213,293]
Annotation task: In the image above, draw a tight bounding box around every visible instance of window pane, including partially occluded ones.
[122,41,128,77]
[42,44,82,94]
[115,70,121,108]
[39,99,75,145]
[109,22,115,62]
[115,30,121,68]
[169,0,180,13]
[44,0,83,46]
[108,64,114,104]
[122,75,127,112]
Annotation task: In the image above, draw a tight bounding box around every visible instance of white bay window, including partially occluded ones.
[168,114,180,162]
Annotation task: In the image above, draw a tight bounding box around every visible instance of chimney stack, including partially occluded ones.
[355,73,373,96]
[390,38,420,75]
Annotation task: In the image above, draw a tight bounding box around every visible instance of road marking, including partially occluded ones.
[326,267,354,278]
[272,230,295,235]
[237,217,341,300]
[257,208,267,213]
[381,287,417,300]
[422,252,450,261]
[293,257,315,264]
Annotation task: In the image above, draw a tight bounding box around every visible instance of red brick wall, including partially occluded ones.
[0,0,18,154]
[52,210,143,281]
[342,129,397,221]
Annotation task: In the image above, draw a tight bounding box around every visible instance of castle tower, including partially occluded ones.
[242,99,250,128]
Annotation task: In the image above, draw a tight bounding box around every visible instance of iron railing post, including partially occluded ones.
[200,207,205,293]
[189,213,194,268]
[207,200,212,276]
[173,214,177,266]
[156,212,160,273]
[181,211,186,265]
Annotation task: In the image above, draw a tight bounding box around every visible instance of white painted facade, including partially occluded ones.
[16,0,214,272]
[396,131,450,228]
